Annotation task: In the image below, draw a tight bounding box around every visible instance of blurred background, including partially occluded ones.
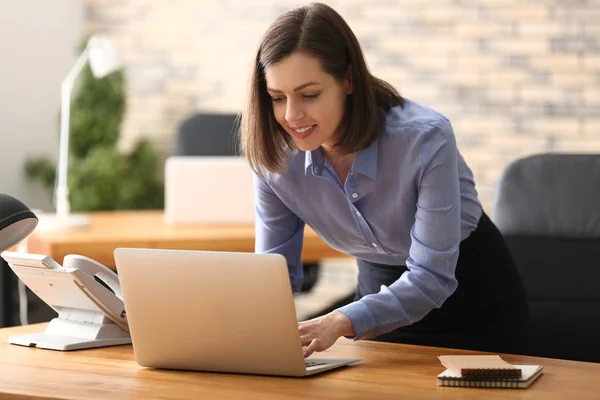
[2,0,599,211]
[1,0,599,321]
[0,0,600,210]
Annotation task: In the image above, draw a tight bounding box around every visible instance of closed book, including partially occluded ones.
[437,365,544,389]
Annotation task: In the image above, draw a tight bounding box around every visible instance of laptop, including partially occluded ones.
[113,248,360,377]
[164,156,255,225]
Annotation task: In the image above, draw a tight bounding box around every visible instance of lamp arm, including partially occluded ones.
[56,47,89,219]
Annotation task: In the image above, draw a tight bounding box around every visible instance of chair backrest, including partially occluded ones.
[173,113,240,156]
[492,153,600,362]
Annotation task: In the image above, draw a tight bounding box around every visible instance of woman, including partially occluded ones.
[240,3,528,358]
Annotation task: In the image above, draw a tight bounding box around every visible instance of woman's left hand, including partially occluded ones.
[299,311,355,357]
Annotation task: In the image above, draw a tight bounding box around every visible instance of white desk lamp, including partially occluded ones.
[40,35,123,231]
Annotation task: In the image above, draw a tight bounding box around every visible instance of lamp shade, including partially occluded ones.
[88,35,122,78]
[0,194,38,252]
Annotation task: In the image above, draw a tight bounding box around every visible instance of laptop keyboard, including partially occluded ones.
[305,361,327,368]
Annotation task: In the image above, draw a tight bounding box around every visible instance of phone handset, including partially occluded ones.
[63,254,129,332]
[63,255,123,300]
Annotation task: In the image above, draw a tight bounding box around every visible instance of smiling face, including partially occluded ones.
[265,51,352,154]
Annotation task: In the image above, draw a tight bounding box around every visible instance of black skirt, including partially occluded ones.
[356,211,529,355]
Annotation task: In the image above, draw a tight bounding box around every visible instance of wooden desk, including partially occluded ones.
[1,324,599,399]
[25,210,346,270]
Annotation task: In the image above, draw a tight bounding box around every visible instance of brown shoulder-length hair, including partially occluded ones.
[240,2,403,177]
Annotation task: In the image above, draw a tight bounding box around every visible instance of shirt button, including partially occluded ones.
[356,211,361,216]
[372,243,378,248]
[350,171,355,176]
[352,193,358,199]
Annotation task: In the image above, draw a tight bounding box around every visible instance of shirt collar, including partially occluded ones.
[305,148,325,176]
[352,137,379,180]
[304,138,379,179]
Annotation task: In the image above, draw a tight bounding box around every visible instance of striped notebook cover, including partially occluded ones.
[437,365,544,389]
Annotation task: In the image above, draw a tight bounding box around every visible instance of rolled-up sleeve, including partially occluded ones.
[337,122,461,339]
[254,174,305,293]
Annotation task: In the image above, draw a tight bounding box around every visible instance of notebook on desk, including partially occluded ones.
[436,355,543,389]
[437,365,543,388]
[114,248,360,377]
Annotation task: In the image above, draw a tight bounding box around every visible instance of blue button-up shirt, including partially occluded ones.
[254,99,482,339]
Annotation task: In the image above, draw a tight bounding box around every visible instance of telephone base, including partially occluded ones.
[8,317,131,351]
[9,332,131,351]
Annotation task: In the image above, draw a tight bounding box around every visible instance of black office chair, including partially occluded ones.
[174,114,241,156]
[492,153,600,362]
[173,113,320,293]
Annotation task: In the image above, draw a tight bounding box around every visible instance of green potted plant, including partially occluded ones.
[25,40,164,211]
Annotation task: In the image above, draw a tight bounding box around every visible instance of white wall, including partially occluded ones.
[0,1,83,211]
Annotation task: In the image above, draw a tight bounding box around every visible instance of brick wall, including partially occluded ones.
[87,0,600,211]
